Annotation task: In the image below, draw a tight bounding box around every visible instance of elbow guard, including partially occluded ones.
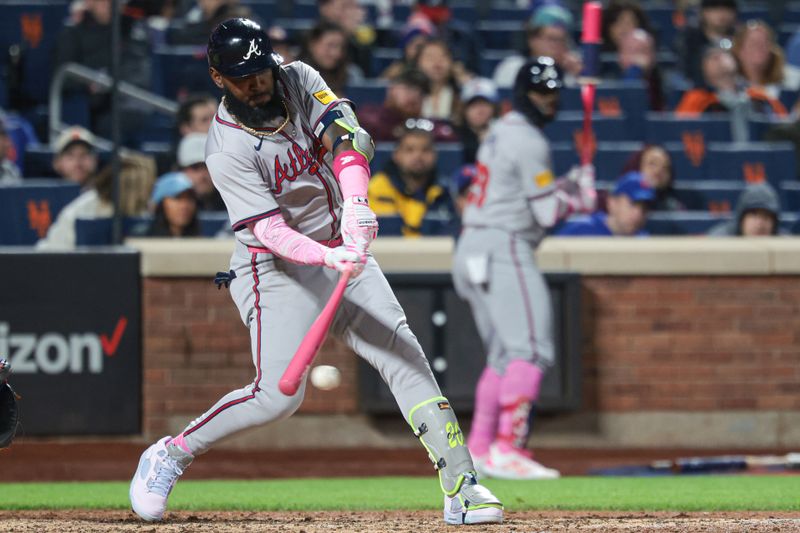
[317,102,375,162]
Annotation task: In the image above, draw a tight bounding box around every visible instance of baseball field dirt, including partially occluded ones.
[3,510,800,532]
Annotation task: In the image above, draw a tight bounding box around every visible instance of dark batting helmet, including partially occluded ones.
[513,56,563,127]
[514,56,563,95]
[207,18,283,78]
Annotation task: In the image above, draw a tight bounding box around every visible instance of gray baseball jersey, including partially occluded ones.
[182,62,466,466]
[206,61,345,248]
[453,110,556,372]
[461,110,555,247]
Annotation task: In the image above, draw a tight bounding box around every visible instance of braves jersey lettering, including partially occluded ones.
[273,144,320,194]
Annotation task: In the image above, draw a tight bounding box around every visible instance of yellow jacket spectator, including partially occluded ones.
[368,122,457,236]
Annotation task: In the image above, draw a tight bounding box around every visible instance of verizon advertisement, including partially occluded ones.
[0,251,141,435]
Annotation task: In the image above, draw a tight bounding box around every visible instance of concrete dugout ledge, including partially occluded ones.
[126,237,800,277]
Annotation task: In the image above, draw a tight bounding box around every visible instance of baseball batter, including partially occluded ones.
[453,57,596,479]
[129,19,502,525]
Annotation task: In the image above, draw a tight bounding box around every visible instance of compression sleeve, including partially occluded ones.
[249,215,328,266]
[333,150,370,198]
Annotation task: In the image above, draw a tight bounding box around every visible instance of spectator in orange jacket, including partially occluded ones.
[676,47,786,141]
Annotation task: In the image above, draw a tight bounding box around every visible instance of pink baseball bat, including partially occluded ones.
[279,265,353,396]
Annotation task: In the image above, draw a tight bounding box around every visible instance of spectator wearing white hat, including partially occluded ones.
[52,126,99,189]
[456,77,499,164]
[177,132,225,211]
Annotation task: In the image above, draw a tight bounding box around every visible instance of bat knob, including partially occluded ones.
[278,378,299,396]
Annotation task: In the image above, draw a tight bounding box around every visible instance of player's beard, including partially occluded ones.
[223,87,286,127]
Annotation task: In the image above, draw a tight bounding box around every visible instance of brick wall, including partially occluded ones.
[142,275,800,439]
[580,276,800,412]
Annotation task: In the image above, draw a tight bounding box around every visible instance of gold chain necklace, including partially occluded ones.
[223,96,291,138]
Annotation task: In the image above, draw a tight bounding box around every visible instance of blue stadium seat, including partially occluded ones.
[477,22,523,50]
[705,142,796,187]
[593,142,644,181]
[152,46,217,99]
[376,215,403,236]
[663,141,707,182]
[479,49,513,78]
[671,180,744,211]
[646,5,679,49]
[0,1,70,104]
[0,180,81,245]
[785,4,800,24]
[645,113,733,144]
[199,212,229,237]
[369,48,401,77]
[782,180,800,211]
[560,82,648,138]
[551,142,578,177]
[271,18,315,40]
[289,0,319,19]
[23,145,58,178]
[74,216,152,245]
[345,81,387,104]
[645,211,732,236]
[487,6,528,22]
[544,112,630,144]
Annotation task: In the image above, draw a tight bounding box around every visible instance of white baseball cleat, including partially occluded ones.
[129,436,193,521]
[443,472,504,525]
[482,442,560,480]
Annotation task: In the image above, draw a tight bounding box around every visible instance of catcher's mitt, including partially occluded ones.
[0,359,19,449]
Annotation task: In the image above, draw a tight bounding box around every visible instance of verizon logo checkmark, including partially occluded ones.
[101,317,128,357]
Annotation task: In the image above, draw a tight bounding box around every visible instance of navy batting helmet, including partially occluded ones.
[513,56,562,127]
[514,56,563,95]
[207,18,283,78]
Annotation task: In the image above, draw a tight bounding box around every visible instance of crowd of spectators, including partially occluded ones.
[3,0,800,247]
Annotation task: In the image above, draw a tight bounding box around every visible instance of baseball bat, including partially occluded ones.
[579,1,602,166]
[279,265,353,396]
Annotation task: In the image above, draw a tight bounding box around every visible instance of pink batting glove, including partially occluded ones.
[341,196,379,262]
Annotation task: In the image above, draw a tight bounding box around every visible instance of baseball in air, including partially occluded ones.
[310,365,341,390]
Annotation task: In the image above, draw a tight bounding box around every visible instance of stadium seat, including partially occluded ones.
[664,141,707,182]
[593,142,644,181]
[705,142,796,187]
[551,142,578,177]
[23,145,59,178]
[477,21,523,50]
[344,81,387,104]
[781,180,800,211]
[151,46,218,100]
[544,112,629,145]
[199,212,229,237]
[645,211,732,236]
[271,18,315,40]
[0,1,70,104]
[645,5,680,50]
[74,216,152,245]
[369,48,401,77]
[671,181,744,212]
[645,113,733,144]
[0,180,80,245]
[376,215,403,236]
[560,82,648,138]
[479,49,514,78]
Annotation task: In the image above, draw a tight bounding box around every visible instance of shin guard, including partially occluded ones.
[408,396,474,496]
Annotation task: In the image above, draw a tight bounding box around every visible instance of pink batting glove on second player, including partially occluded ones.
[334,150,379,262]
[324,246,364,277]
